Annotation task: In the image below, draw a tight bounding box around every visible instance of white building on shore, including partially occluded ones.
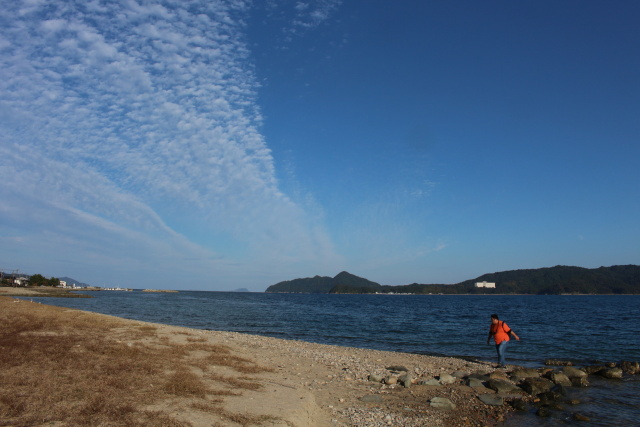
[475,281,496,288]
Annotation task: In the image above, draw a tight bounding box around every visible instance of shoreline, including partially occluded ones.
[1,295,518,426]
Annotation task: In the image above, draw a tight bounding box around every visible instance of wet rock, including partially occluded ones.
[620,361,640,375]
[551,384,567,396]
[510,399,528,411]
[599,367,623,379]
[573,413,591,421]
[570,376,590,387]
[545,359,573,366]
[582,365,605,375]
[538,390,563,405]
[566,399,581,405]
[519,377,554,395]
[487,379,521,394]
[562,366,588,378]
[430,397,456,410]
[478,394,503,406]
[536,406,552,417]
[547,371,572,386]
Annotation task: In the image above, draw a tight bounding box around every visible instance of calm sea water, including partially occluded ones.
[22,292,640,425]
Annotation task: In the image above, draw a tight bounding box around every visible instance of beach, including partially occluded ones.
[0,292,517,426]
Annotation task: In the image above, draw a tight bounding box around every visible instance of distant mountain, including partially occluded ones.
[265,271,381,293]
[266,265,640,295]
[59,277,92,287]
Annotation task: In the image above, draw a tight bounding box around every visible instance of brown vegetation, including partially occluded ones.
[0,297,275,426]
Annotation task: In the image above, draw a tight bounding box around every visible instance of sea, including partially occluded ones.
[20,292,640,426]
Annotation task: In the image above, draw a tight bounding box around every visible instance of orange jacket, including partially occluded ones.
[490,321,511,344]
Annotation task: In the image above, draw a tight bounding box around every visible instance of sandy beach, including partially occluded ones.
[0,292,518,426]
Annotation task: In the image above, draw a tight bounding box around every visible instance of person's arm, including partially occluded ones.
[487,329,493,345]
[510,330,520,341]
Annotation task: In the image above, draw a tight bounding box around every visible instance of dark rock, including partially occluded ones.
[620,361,640,375]
[478,394,503,406]
[551,384,568,396]
[571,376,590,387]
[573,413,591,421]
[519,377,554,395]
[605,362,617,368]
[566,399,581,405]
[538,390,563,405]
[386,365,408,372]
[510,399,528,411]
[583,365,605,375]
[599,367,623,379]
[536,406,552,417]
[545,359,573,366]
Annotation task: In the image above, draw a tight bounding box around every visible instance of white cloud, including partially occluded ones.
[0,0,337,289]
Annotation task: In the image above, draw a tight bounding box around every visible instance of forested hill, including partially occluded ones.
[265,271,381,293]
[265,265,640,294]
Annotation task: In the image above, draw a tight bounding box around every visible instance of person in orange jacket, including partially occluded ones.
[487,313,520,367]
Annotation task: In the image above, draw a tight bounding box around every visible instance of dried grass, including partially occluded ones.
[0,297,278,426]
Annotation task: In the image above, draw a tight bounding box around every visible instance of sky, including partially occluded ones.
[1,0,638,291]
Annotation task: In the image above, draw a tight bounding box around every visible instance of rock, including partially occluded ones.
[384,376,397,385]
[545,359,573,366]
[386,365,408,372]
[467,378,485,388]
[582,365,605,375]
[538,390,563,405]
[417,378,441,386]
[487,379,521,394]
[551,384,568,396]
[573,413,591,421]
[536,406,552,417]
[368,374,384,383]
[451,370,468,378]
[548,371,572,386]
[467,372,489,381]
[571,376,590,387]
[620,361,640,375]
[562,366,588,378]
[566,399,581,405]
[478,394,503,406]
[519,377,554,395]
[489,370,509,380]
[599,367,623,379]
[510,399,528,411]
[510,368,540,380]
[359,394,384,403]
[438,373,456,384]
[605,362,617,368]
[398,373,412,388]
[430,397,456,410]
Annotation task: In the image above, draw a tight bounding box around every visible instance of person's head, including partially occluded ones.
[491,313,499,324]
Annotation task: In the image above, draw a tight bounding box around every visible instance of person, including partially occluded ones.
[487,313,519,367]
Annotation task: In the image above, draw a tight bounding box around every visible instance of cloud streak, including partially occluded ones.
[0,0,337,288]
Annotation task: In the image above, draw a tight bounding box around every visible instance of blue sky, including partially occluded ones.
[1,0,638,291]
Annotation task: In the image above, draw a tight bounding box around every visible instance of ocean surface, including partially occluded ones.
[21,292,640,426]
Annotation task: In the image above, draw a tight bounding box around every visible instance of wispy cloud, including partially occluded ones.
[0,0,337,288]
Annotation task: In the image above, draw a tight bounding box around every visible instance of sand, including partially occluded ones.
[0,291,517,426]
